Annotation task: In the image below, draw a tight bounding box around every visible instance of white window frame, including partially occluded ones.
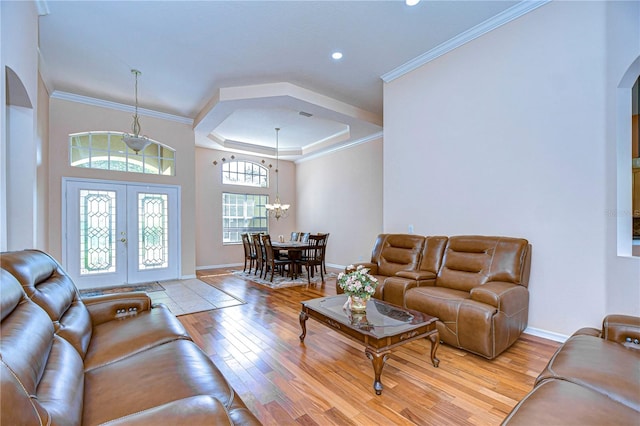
[222,192,269,244]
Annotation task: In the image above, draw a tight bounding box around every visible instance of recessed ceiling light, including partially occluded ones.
[331,51,343,60]
[406,0,420,5]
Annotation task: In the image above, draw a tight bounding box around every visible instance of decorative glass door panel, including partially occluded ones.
[126,186,178,283]
[65,180,179,288]
[80,189,118,275]
[138,193,169,270]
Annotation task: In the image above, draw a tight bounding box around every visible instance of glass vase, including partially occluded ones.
[349,294,370,313]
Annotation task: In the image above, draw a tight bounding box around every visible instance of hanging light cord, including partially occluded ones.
[131,69,142,136]
[275,127,280,195]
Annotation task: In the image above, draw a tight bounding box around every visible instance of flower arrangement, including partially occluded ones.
[337,264,378,298]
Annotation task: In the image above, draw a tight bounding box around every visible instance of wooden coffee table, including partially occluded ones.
[299,295,439,395]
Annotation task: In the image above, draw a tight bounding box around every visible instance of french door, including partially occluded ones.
[64,179,180,288]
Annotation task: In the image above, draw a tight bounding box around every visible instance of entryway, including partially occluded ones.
[63,178,180,288]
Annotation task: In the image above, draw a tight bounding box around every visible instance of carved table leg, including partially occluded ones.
[365,348,391,395]
[428,331,440,367]
[299,311,309,342]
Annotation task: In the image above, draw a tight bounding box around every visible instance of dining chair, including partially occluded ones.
[261,234,294,282]
[296,234,327,284]
[319,232,330,274]
[251,233,265,277]
[241,233,256,273]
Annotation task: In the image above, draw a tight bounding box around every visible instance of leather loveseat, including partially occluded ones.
[0,250,261,425]
[340,234,531,359]
[502,314,640,425]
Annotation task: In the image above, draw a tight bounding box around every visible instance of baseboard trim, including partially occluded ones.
[196,263,243,271]
[523,326,568,343]
[180,274,197,280]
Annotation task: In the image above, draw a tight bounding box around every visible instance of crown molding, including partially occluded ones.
[295,131,383,164]
[381,0,551,83]
[50,91,193,125]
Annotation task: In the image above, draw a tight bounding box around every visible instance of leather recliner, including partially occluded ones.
[0,250,261,425]
[502,314,640,425]
[403,235,531,359]
[342,234,426,299]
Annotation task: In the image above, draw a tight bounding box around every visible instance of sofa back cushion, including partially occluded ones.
[369,234,388,264]
[437,236,530,292]
[1,270,85,426]
[0,250,93,357]
[376,234,425,277]
[418,236,448,274]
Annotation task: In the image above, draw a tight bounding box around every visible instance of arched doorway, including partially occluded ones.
[616,57,640,256]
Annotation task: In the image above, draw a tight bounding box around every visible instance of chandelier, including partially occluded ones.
[122,69,151,153]
[265,127,290,220]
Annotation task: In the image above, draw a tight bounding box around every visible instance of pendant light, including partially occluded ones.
[122,69,151,153]
[265,127,290,220]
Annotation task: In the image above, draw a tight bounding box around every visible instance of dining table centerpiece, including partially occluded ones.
[338,264,378,313]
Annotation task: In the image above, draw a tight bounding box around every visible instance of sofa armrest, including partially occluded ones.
[602,314,640,349]
[572,327,602,338]
[470,281,528,315]
[348,262,378,275]
[82,292,152,325]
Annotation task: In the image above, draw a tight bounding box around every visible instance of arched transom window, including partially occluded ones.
[69,131,175,176]
[222,160,269,187]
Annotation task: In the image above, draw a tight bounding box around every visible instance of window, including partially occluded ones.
[222,161,268,187]
[69,131,175,176]
[222,193,268,243]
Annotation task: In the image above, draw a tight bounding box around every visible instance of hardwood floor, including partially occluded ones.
[179,268,560,426]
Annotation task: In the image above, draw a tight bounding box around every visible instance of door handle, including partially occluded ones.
[120,238,127,243]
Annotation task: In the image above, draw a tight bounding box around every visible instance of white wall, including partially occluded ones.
[36,75,50,251]
[6,105,36,249]
[384,1,640,336]
[296,138,384,267]
[194,147,297,268]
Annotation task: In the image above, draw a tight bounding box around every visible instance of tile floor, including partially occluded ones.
[148,278,244,316]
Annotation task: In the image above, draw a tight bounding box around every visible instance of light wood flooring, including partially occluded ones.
[178,267,560,426]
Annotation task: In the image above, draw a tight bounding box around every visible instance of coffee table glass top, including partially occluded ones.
[302,295,436,338]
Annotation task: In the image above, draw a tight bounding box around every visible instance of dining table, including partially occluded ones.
[271,240,310,278]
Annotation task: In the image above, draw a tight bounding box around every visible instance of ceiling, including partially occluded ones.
[38,0,520,161]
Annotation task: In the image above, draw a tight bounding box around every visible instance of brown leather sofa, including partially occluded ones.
[502,314,640,425]
[340,234,531,359]
[1,250,261,425]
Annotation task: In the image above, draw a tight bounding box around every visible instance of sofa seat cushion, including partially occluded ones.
[83,305,191,371]
[83,339,245,425]
[536,334,640,411]
[405,286,469,326]
[502,379,638,425]
[96,395,234,425]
